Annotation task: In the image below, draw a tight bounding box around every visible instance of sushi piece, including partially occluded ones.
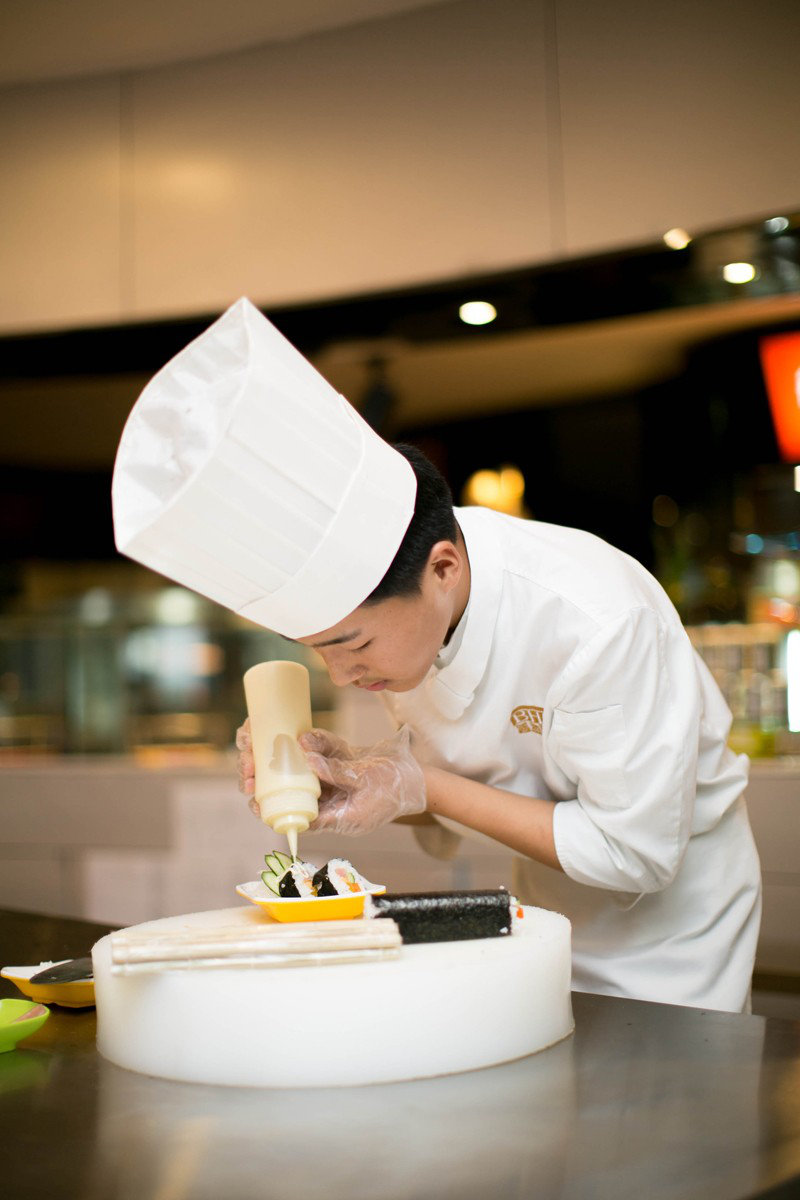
[363,890,517,943]
[278,861,317,898]
[258,853,382,900]
[312,858,377,897]
[261,852,316,898]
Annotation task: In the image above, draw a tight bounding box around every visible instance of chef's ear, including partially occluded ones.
[427,539,463,593]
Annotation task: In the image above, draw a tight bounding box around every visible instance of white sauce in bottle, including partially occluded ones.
[243,661,321,858]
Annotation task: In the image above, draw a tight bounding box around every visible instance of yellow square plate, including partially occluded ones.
[0,963,95,1008]
[235,879,386,922]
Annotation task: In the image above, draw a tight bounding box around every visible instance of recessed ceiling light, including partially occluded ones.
[663,228,691,250]
[722,261,756,284]
[459,301,497,326]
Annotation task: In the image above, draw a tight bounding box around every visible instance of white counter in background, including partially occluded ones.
[0,756,797,977]
[0,755,514,928]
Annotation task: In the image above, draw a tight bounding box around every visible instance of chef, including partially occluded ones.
[113,298,762,1015]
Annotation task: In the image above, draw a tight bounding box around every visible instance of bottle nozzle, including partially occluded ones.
[268,810,311,861]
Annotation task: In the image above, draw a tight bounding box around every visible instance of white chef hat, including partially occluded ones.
[111,297,416,638]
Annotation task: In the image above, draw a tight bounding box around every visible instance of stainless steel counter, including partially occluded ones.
[2,908,800,1200]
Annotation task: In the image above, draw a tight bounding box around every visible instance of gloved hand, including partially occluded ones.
[299,726,427,835]
[235,719,261,817]
[235,719,427,831]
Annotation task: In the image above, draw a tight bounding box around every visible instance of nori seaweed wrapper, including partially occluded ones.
[312,866,338,897]
[312,859,366,897]
[277,862,316,897]
[366,890,512,943]
[278,870,303,898]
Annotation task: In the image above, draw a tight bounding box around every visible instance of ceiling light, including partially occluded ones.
[722,262,756,284]
[459,301,497,326]
[663,228,691,250]
[765,217,790,234]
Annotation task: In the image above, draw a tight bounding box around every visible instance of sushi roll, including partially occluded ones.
[278,861,317,898]
[312,858,377,897]
[261,852,316,898]
[363,890,516,943]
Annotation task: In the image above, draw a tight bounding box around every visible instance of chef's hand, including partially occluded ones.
[299,726,427,835]
[235,719,261,817]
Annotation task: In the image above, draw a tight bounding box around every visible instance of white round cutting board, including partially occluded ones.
[92,904,573,1088]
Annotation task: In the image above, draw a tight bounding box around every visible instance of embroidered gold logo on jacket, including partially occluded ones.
[510,705,543,734]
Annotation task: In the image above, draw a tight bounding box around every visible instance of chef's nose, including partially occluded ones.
[324,654,363,688]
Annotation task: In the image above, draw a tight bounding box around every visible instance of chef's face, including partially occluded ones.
[296,539,467,693]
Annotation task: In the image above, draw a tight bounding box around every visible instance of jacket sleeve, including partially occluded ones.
[547,606,701,894]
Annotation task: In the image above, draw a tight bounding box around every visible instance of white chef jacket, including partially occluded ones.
[384,505,762,1013]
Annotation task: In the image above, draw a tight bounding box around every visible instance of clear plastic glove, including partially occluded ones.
[235,718,261,818]
[234,720,427,831]
[298,725,426,836]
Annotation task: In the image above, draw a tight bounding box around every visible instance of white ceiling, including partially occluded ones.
[0,0,448,86]
[5,0,798,470]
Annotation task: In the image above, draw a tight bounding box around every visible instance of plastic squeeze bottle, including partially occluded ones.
[243,660,321,859]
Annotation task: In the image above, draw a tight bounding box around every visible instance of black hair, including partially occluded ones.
[364,443,458,603]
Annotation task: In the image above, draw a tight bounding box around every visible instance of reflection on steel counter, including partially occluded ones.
[3,908,800,1199]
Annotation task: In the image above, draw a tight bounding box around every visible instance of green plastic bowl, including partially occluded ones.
[0,998,50,1053]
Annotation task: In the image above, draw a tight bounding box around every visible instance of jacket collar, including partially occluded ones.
[425,506,504,719]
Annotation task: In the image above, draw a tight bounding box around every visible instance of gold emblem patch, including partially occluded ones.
[510,705,543,734]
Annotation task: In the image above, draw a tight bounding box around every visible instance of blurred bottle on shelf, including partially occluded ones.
[686,621,796,757]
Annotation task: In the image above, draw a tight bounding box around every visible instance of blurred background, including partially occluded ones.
[0,2,799,988]
[1,0,799,761]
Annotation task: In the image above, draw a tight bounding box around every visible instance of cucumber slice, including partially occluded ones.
[263,851,291,875]
[261,870,283,895]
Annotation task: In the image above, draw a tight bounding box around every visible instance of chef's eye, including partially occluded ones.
[352,640,372,652]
